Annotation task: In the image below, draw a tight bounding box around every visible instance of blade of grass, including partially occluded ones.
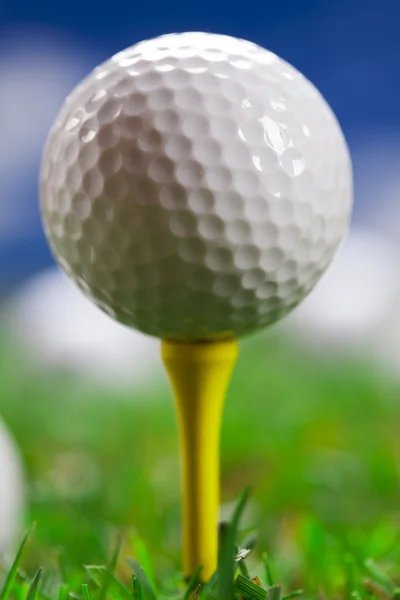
[266,586,281,600]
[82,585,92,600]
[25,569,42,600]
[84,566,129,597]
[364,559,396,594]
[0,524,36,600]
[17,574,51,600]
[129,536,156,593]
[98,534,122,600]
[183,565,203,600]
[199,568,219,600]
[235,574,267,600]
[218,487,250,600]
[261,555,274,587]
[237,560,251,580]
[281,590,303,600]
[131,576,142,600]
[126,560,156,600]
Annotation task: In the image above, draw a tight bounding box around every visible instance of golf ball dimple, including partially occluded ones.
[40,32,352,341]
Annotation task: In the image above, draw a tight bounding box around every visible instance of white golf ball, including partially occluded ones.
[40,32,352,341]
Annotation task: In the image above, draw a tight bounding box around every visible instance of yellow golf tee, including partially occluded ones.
[161,339,238,581]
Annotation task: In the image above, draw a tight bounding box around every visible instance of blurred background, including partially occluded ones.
[2,0,400,594]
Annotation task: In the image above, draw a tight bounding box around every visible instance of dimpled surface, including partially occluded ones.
[40,32,352,341]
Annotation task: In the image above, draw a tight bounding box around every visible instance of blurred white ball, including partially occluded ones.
[283,228,400,352]
[0,419,25,555]
[5,269,162,389]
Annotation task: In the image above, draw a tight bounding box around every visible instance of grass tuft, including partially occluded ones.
[0,524,36,600]
[217,488,250,600]
[183,566,203,600]
[25,569,42,600]
[125,561,156,600]
[2,331,400,599]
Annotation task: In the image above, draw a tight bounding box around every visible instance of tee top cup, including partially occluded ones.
[40,32,353,580]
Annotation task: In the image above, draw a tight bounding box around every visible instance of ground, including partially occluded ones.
[1,326,400,599]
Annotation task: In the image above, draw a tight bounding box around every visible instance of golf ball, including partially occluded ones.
[40,32,352,341]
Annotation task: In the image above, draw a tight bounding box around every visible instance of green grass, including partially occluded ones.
[1,324,400,598]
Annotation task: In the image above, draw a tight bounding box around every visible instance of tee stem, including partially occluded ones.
[161,339,238,581]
